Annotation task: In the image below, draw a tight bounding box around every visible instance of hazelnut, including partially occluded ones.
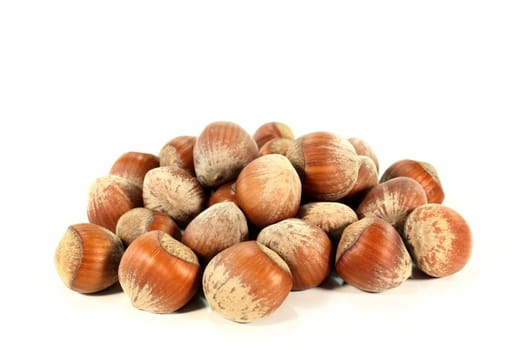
[235,154,302,228]
[335,217,412,292]
[193,121,258,188]
[202,241,292,323]
[207,180,237,207]
[253,122,294,149]
[116,207,181,247]
[344,155,379,206]
[182,202,249,264]
[54,223,124,294]
[287,131,359,201]
[348,137,379,172]
[380,159,444,204]
[87,175,143,232]
[109,151,160,189]
[357,176,427,232]
[258,137,295,157]
[119,230,201,313]
[142,166,206,227]
[158,135,196,175]
[404,203,472,277]
[297,201,358,244]
[257,218,332,290]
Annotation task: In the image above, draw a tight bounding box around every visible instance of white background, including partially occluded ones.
[1,1,524,349]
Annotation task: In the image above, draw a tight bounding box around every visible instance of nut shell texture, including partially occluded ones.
[87,175,143,232]
[116,207,181,246]
[253,122,294,149]
[357,177,427,231]
[142,166,206,226]
[236,154,301,227]
[203,241,292,323]
[54,223,124,294]
[193,121,258,188]
[289,132,359,201]
[257,218,332,290]
[381,159,444,204]
[335,217,412,292]
[158,135,196,174]
[182,202,249,264]
[119,231,200,313]
[109,151,160,188]
[404,204,472,277]
[298,201,358,243]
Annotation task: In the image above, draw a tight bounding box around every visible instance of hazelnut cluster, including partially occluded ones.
[54,121,473,323]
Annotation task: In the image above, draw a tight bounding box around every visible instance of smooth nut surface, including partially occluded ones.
[207,180,237,207]
[236,154,301,227]
[335,217,412,292]
[109,151,160,188]
[202,241,292,323]
[357,176,427,232]
[348,137,379,172]
[257,218,332,290]
[404,203,472,277]
[87,175,143,232]
[345,155,379,205]
[287,131,359,201]
[253,122,294,149]
[182,202,249,264]
[381,159,445,204]
[55,223,124,294]
[119,230,200,313]
[158,135,196,174]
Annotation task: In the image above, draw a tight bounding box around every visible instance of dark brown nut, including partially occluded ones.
[335,217,412,292]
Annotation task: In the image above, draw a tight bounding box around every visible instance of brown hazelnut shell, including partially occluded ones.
[335,217,412,292]
[118,230,201,313]
[54,223,124,294]
[404,203,472,277]
[202,241,292,323]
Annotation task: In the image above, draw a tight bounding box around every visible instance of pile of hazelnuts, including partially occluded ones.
[54,121,473,323]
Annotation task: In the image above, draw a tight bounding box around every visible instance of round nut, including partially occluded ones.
[116,207,181,246]
[202,241,292,323]
[87,175,143,232]
[118,230,201,313]
[404,203,472,277]
[287,131,359,201]
[54,223,124,294]
[380,159,445,204]
[297,201,358,244]
[207,180,237,207]
[335,217,412,292]
[257,218,332,290]
[253,122,294,149]
[235,154,302,228]
[348,137,379,172]
[357,176,427,232]
[258,137,295,157]
[158,135,196,175]
[182,202,249,264]
[142,166,206,227]
[344,155,379,206]
[109,151,160,189]
[193,121,258,188]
